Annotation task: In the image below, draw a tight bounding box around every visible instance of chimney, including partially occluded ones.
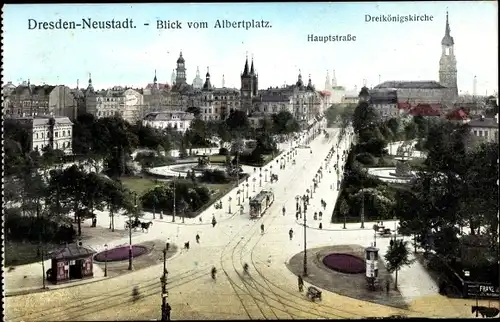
[480,115,485,121]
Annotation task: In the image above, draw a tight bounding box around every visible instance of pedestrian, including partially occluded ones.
[319,223,322,229]
[261,223,265,234]
[314,212,317,220]
[199,216,202,223]
[385,279,390,294]
[282,206,286,216]
[298,275,304,292]
[165,303,172,321]
[289,228,294,240]
[196,234,200,243]
[296,212,299,220]
[319,211,323,220]
[212,218,217,228]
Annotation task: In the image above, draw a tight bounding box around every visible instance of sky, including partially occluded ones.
[3,2,498,95]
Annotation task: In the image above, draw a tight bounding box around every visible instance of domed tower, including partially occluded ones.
[175,51,187,85]
[171,69,176,86]
[439,11,458,97]
[306,75,315,91]
[84,73,97,115]
[296,70,304,90]
[192,66,203,89]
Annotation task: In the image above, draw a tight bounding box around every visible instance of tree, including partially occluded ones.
[384,239,414,290]
[226,109,249,134]
[353,101,378,135]
[403,122,418,140]
[186,106,201,117]
[386,118,400,139]
[272,111,300,134]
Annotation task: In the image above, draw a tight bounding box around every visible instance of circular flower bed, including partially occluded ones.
[322,253,366,274]
[94,245,149,262]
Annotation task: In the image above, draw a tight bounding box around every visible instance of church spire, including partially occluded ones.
[332,69,337,86]
[242,53,250,77]
[154,69,157,83]
[441,10,454,46]
[250,54,255,75]
[196,66,200,77]
[222,74,225,88]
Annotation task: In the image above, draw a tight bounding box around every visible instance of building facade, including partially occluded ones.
[468,116,498,144]
[142,111,194,133]
[5,115,73,154]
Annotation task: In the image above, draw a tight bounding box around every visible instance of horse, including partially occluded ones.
[125,219,141,231]
[472,306,500,318]
[140,221,153,233]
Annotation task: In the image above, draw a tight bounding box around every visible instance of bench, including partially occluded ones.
[306,286,322,301]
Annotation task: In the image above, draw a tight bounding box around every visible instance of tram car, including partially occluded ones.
[249,190,275,218]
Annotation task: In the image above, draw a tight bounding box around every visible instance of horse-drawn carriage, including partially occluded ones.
[306,286,322,301]
[125,218,153,232]
[373,223,392,237]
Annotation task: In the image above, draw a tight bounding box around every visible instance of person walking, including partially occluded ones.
[212,217,217,228]
[282,206,286,216]
[165,303,172,321]
[289,228,294,240]
[295,212,299,220]
[385,279,390,294]
[196,234,200,243]
[298,275,304,292]
[261,223,265,234]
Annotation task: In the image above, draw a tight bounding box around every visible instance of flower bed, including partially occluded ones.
[94,245,149,262]
[322,253,366,274]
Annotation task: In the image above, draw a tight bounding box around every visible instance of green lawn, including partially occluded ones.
[5,241,60,266]
[121,177,160,196]
[208,155,227,163]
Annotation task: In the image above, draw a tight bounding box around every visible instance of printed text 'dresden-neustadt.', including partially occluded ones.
[28,18,135,30]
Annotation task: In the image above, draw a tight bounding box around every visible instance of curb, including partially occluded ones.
[5,245,182,298]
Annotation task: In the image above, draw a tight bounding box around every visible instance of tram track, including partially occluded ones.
[8,264,213,322]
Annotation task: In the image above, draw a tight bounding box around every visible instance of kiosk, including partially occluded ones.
[47,242,96,284]
[365,246,379,290]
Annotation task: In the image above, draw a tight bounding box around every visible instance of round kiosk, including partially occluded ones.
[365,246,379,290]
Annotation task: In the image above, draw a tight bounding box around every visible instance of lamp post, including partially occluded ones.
[228,197,232,214]
[252,178,256,192]
[246,183,249,198]
[295,195,300,211]
[259,174,262,187]
[270,165,273,177]
[360,191,365,229]
[303,207,308,277]
[129,192,137,271]
[172,178,176,223]
[237,190,241,206]
[104,243,108,277]
[161,244,169,321]
[264,169,268,182]
[393,215,397,241]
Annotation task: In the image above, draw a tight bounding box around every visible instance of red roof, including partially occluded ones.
[145,83,170,90]
[446,108,469,121]
[319,90,331,97]
[397,102,412,110]
[409,104,441,117]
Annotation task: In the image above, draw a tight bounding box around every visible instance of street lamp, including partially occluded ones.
[237,190,241,205]
[161,244,169,321]
[228,197,232,214]
[303,207,308,277]
[252,178,256,192]
[172,178,176,223]
[129,192,137,271]
[295,195,300,211]
[393,215,397,241]
[360,192,365,229]
[104,243,108,277]
[270,165,273,177]
[259,173,262,187]
[246,183,249,198]
[264,169,268,182]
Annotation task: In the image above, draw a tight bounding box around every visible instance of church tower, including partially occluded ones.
[439,11,458,97]
[325,70,331,91]
[175,51,187,85]
[240,55,254,113]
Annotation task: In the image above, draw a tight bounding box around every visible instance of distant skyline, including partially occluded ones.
[3,2,498,95]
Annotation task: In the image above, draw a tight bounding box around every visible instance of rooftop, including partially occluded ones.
[374,81,447,90]
[468,117,498,128]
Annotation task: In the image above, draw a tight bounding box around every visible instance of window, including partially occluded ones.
[473,130,477,136]
[485,131,489,138]
[55,132,59,138]
[63,130,66,136]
